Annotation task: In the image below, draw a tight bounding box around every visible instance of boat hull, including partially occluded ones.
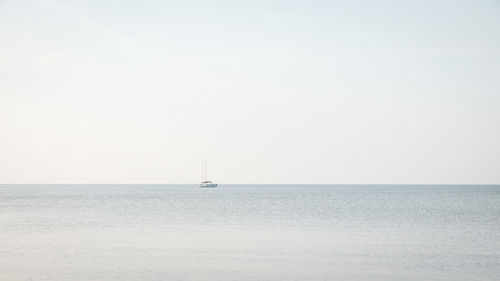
[199,183,217,188]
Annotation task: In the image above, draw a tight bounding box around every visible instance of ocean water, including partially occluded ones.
[0,184,499,281]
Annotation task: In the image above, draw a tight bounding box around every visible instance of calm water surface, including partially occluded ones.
[0,184,499,281]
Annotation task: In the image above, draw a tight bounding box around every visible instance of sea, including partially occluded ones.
[0,184,498,281]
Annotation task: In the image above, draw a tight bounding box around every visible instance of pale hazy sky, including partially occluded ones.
[1,0,499,184]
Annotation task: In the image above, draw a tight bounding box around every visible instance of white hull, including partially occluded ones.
[199,183,217,188]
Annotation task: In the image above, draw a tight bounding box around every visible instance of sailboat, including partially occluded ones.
[199,160,217,188]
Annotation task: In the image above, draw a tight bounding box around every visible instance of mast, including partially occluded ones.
[202,160,207,182]
[201,160,205,182]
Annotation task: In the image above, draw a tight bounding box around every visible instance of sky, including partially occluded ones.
[0,0,499,184]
